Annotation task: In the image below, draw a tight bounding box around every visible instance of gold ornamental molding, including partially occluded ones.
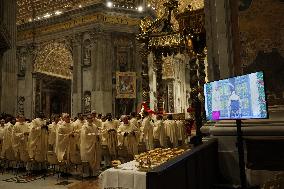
[147,0,204,18]
[17,0,99,25]
[34,42,72,79]
[17,12,140,41]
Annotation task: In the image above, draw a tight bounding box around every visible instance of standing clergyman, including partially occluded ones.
[80,114,101,176]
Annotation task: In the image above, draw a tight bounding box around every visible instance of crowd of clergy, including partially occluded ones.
[0,110,189,176]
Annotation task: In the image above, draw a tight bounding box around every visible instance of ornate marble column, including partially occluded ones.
[0,0,17,115]
[197,53,206,92]
[71,33,83,117]
[197,52,207,120]
[90,28,113,115]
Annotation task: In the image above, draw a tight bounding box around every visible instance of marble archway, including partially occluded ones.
[33,42,73,118]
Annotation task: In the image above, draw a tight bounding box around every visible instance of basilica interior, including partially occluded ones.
[0,0,284,189]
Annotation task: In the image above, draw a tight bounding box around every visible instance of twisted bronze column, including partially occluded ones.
[154,54,164,114]
[140,44,151,108]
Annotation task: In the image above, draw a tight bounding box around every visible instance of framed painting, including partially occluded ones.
[116,72,136,98]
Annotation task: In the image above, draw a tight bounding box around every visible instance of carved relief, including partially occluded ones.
[83,39,92,66]
[162,56,175,79]
[113,35,133,72]
[117,51,128,71]
[114,36,133,47]
[17,96,25,115]
[83,91,91,114]
[17,48,27,77]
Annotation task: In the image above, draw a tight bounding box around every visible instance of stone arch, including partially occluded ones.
[34,42,72,79]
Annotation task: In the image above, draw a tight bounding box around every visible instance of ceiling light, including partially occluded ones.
[43,13,51,18]
[138,6,143,12]
[79,4,82,8]
[55,11,62,15]
[106,1,113,8]
[147,4,151,7]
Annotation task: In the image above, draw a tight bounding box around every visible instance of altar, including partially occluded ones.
[101,161,146,189]
[101,138,218,189]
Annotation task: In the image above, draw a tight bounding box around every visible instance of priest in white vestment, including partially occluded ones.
[0,119,5,155]
[101,113,118,158]
[91,110,102,129]
[137,114,142,124]
[164,114,178,148]
[71,113,85,158]
[117,115,139,156]
[129,112,139,129]
[80,114,101,176]
[1,118,16,160]
[48,114,60,152]
[176,120,186,146]
[12,115,30,161]
[28,113,48,162]
[153,115,165,147]
[56,113,73,162]
[141,111,153,150]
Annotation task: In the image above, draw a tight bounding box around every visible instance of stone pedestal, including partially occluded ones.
[201,107,284,186]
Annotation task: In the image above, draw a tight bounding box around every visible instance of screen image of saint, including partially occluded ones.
[119,76,134,94]
[228,89,241,118]
[204,72,267,120]
[211,83,221,120]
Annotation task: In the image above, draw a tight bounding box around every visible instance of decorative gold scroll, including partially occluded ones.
[34,42,72,79]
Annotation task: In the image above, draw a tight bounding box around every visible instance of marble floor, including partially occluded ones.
[0,172,101,189]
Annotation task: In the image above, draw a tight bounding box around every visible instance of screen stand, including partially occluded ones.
[236,119,248,189]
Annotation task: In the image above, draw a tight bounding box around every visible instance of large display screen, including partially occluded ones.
[204,72,268,120]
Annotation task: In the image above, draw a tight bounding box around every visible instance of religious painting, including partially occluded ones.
[116,72,136,98]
